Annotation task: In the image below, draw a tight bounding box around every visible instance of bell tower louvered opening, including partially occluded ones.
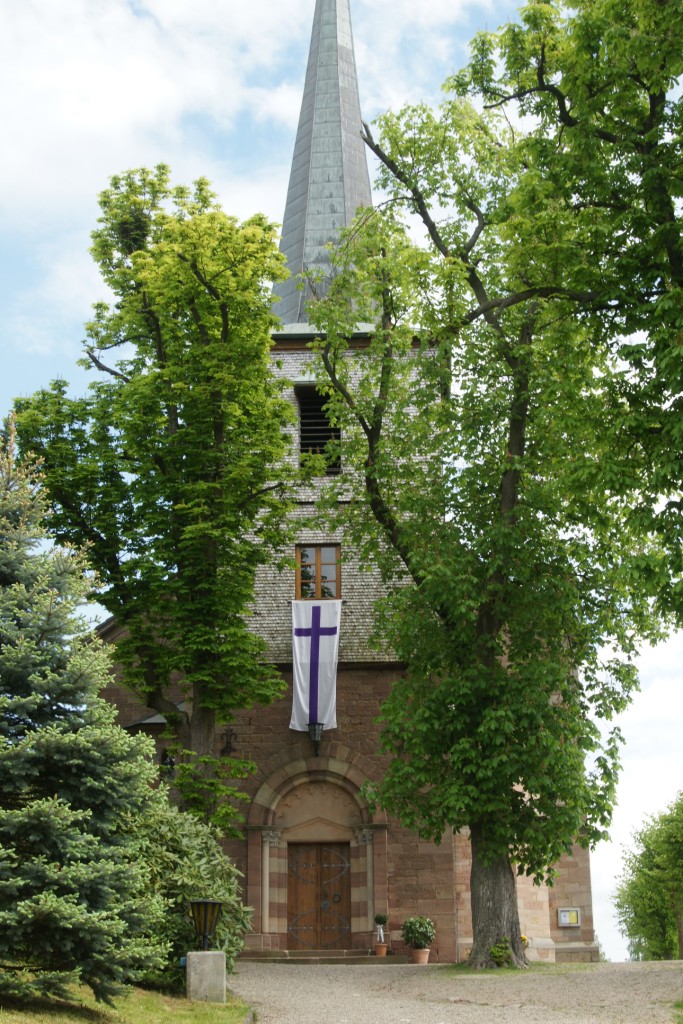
[296,385,341,474]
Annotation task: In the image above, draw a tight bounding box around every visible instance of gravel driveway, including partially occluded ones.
[229,960,683,1024]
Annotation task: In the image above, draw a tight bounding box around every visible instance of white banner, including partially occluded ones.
[290,600,341,731]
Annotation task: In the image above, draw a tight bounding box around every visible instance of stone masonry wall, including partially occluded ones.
[250,512,394,664]
[250,345,396,664]
[548,843,599,962]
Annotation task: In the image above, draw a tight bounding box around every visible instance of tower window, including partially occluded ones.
[296,545,341,600]
[295,385,341,474]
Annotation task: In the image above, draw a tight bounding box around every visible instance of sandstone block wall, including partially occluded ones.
[548,843,599,962]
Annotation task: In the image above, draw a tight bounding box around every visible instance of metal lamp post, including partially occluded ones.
[189,899,223,951]
[186,899,226,1004]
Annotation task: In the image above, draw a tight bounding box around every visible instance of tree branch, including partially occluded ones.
[463,195,487,256]
[361,121,505,337]
[85,348,131,382]
[361,121,450,259]
[464,285,601,325]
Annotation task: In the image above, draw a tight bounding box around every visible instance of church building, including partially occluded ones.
[104,0,600,963]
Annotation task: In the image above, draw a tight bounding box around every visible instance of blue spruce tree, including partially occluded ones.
[0,423,167,1003]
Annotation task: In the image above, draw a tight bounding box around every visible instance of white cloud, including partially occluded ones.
[248,83,305,129]
[354,0,502,111]
[0,0,513,231]
[0,0,313,231]
[1,0,519,380]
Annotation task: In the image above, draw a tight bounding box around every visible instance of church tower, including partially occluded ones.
[239,0,408,955]
[272,0,372,325]
[234,0,598,963]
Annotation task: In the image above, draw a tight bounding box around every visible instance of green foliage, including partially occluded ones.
[311,202,658,876]
[401,916,436,949]
[489,937,512,967]
[170,753,253,838]
[308,2,675,961]
[0,431,167,1004]
[134,796,251,991]
[453,0,683,624]
[14,165,295,826]
[614,793,683,960]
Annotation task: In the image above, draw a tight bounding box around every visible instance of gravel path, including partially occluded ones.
[229,960,683,1024]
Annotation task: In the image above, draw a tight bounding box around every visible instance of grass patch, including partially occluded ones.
[0,986,249,1024]
[441,960,596,977]
[673,998,683,1024]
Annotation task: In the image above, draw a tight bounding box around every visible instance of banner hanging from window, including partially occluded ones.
[290,600,341,731]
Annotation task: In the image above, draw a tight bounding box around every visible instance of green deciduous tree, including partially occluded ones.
[14,165,294,827]
[615,794,683,960]
[304,0,680,967]
[308,76,661,964]
[0,427,167,1003]
[453,0,683,619]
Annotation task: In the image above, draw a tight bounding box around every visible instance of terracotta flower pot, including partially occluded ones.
[410,947,430,964]
[374,943,388,957]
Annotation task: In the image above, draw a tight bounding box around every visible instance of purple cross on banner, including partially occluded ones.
[294,605,339,722]
[291,600,342,732]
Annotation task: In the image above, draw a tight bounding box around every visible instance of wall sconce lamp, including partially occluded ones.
[308,721,323,756]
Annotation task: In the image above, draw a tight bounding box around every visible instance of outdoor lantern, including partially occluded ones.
[189,899,223,951]
[308,721,324,756]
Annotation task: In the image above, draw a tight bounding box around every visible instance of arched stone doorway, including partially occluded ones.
[245,756,388,952]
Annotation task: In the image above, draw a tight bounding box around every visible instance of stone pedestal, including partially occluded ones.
[186,951,226,1004]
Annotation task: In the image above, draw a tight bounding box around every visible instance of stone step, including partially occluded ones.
[239,948,409,965]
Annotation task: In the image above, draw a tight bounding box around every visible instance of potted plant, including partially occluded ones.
[374,913,388,956]
[401,916,435,964]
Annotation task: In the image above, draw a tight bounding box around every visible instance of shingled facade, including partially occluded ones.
[103,0,600,963]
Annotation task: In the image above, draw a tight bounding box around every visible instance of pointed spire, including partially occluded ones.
[273,0,372,325]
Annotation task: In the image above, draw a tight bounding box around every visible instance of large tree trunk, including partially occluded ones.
[147,679,218,815]
[468,821,529,969]
[183,693,219,811]
[188,696,217,760]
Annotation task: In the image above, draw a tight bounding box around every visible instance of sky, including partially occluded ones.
[1,0,681,963]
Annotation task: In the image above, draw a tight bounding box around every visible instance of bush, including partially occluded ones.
[401,916,435,949]
[489,937,512,966]
[136,794,251,991]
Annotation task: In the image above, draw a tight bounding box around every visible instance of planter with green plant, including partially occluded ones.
[401,916,435,964]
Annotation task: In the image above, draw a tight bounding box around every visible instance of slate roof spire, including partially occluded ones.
[273,0,372,326]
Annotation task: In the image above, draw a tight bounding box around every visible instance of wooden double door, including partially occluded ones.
[287,842,351,950]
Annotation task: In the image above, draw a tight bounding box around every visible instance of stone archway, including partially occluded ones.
[244,755,387,952]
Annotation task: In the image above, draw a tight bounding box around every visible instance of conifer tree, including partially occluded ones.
[0,424,167,1003]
